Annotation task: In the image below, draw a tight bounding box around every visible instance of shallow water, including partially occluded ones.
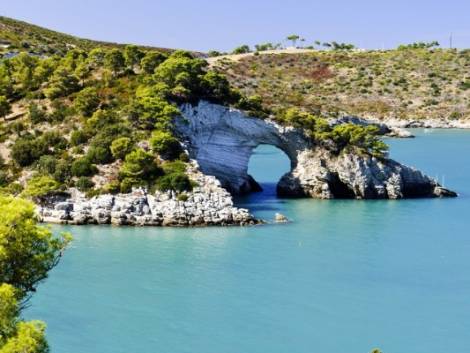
[26,129,470,353]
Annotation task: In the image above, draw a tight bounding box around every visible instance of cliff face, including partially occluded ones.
[176,101,456,199]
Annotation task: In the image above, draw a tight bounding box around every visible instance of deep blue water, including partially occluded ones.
[26,129,470,353]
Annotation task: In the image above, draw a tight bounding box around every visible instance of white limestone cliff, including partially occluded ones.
[176,101,456,199]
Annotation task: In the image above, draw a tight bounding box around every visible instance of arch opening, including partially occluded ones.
[246,144,291,197]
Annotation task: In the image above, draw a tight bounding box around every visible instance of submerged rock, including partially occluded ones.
[274,213,289,223]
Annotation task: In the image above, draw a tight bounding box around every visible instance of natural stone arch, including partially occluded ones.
[176,101,455,199]
[176,101,305,194]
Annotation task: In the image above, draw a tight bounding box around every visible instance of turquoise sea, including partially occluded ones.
[26,129,470,353]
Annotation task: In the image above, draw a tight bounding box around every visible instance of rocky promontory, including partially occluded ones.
[37,101,457,227]
[176,101,456,199]
[37,164,257,226]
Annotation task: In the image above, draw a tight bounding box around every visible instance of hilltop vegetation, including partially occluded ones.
[0,44,246,198]
[0,15,172,57]
[0,17,402,200]
[213,48,470,121]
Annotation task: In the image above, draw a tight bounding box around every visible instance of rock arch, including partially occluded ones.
[176,101,304,194]
[176,101,456,199]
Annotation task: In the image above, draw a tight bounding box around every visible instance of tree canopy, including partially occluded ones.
[0,196,70,352]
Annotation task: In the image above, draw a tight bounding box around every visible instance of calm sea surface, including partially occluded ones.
[26,129,470,353]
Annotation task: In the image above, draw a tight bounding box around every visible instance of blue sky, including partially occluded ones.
[2,0,470,51]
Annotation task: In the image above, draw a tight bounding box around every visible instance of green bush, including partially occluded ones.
[53,159,73,183]
[328,124,389,158]
[0,95,12,119]
[149,130,181,160]
[104,48,125,76]
[155,172,192,192]
[36,155,57,175]
[27,102,48,124]
[102,180,120,194]
[232,45,251,54]
[41,131,68,151]
[119,148,162,182]
[70,130,89,146]
[21,175,61,198]
[119,177,143,193]
[48,100,73,123]
[11,137,47,167]
[44,67,79,99]
[127,95,179,130]
[177,193,189,201]
[86,146,113,164]
[110,137,133,160]
[71,157,98,177]
[140,51,167,74]
[75,176,95,191]
[74,87,100,116]
[0,170,10,187]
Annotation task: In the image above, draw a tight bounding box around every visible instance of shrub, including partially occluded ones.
[153,52,207,100]
[149,130,181,160]
[71,157,98,177]
[127,96,179,130]
[329,124,389,158]
[155,172,192,192]
[119,177,143,193]
[86,146,113,164]
[104,49,125,76]
[110,137,133,160]
[53,159,73,183]
[27,102,47,124]
[70,130,89,146]
[11,137,48,167]
[0,95,12,119]
[124,45,144,69]
[177,193,189,201]
[200,71,234,103]
[140,51,167,74]
[75,176,95,191]
[41,131,68,151]
[9,121,26,136]
[119,149,162,181]
[232,45,251,54]
[207,50,222,57]
[36,155,57,175]
[0,170,9,187]
[74,87,100,116]
[21,175,61,198]
[102,180,120,194]
[179,152,190,162]
[44,67,79,99]
[48,100,73,123]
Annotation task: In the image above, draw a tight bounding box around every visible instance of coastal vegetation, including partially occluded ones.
[0,31,238,197]
[213,46,470,122]
[0,16,391,200]
[0,195,70,352]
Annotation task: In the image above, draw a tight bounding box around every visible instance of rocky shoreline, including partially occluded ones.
[36,102,459,227]
[177,101,457,199]
[383,118,470,129]
[37,164,258,226]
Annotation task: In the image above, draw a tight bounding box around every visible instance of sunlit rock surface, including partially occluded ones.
[177,101,456,199]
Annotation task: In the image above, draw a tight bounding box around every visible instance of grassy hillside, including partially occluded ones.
[0,15,173,56]
[0,17,410,199]
[213,49,470,121]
